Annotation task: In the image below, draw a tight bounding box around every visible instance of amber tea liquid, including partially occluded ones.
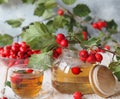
[52,63,94,94]
[10,70,43,98]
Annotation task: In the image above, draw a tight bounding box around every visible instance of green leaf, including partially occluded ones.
[42,9,56,19]
[0,34,13,46]
[109,62,120,81]
[0,0,8,4]
[53,16,69,28]
[109,62,120,72]
[44,0,56,9]
[114,72,120,81]
[73,4,91,17]
[115,47,120,56]
[34,0,56,17]
[6,18,24,28]
[22,0,36,4]
[36,0,48,4]
[106,20,118,33]
[46,20,56,33]
[62,0,76,5]
[84,16,92,22]
[5,81,11,88]
[28,51,53,70]
[83,37,100,47]
[34,3,45,17]
[21,22,56,50]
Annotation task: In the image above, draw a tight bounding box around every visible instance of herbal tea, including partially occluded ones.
[51,63,94,94]
[10,69,43,98]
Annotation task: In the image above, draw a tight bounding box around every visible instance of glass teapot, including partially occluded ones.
[51,48,94,94]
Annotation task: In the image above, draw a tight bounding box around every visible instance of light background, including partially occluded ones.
[0,0,120,37]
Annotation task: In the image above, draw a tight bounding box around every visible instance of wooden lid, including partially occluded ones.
[89,65,117,98]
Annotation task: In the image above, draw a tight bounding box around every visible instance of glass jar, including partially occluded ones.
[51,49,94,94]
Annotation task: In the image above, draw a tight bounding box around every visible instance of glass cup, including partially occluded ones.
[10,65,44,99]
[0,57,28,97]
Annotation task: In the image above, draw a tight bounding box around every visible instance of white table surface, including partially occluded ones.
[0,66,120,99]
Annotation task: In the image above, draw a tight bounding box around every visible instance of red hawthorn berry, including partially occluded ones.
[0,96,8,99]
[90,50,97,55]
[104,45,110,50]
[92,22,102,30]
[102,21,107,27]
[73,91,83,99]
[11,73,22,84]
[97,21,104,28]
[19,41,26,47]
[80,57,87,62]
[57,9,64,16]
[95,53,103,62]
[55,47,62,54]
[56,33,65,41]
[82,31,87,40]
[26,68,33,73]
[53,50,60,59]
[79,50,89,58]
[71,67,82,75]
[60,39,68,47]
[86,54,96,64]
[4,45,11,50]
[96,48,105,53]
[92,23,98,29]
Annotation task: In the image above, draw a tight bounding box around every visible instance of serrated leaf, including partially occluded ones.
[5,81,11,88]
[46,20,56,33]
[83,37,100,47]
[42,9,56,19]
[109,61,120,81]
[84,16,92,22]
[115,47,120,56]
[114,72,120,81]
[109,62,120,72]
[44,0,56,9]
[34,3,45,17]
[53,16,69,28]
[0,34,13,46]
[0,0,8,4]
[21,22,56,50]
[6,18,24,28]
[73,4,91,17]
[62,0,76,5]
[22,0,36,4]
[28,51,53,70]
[106,20,118,33]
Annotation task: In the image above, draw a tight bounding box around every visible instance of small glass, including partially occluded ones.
[0,57,28,97]
[10,65,43,99]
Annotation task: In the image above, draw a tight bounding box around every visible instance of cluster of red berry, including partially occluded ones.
[0,42,40,67]
[56,33,68,47]
[79,49,103,64]
[92,21,107,30]
[53,33,68,59]
[0,42,40,59]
